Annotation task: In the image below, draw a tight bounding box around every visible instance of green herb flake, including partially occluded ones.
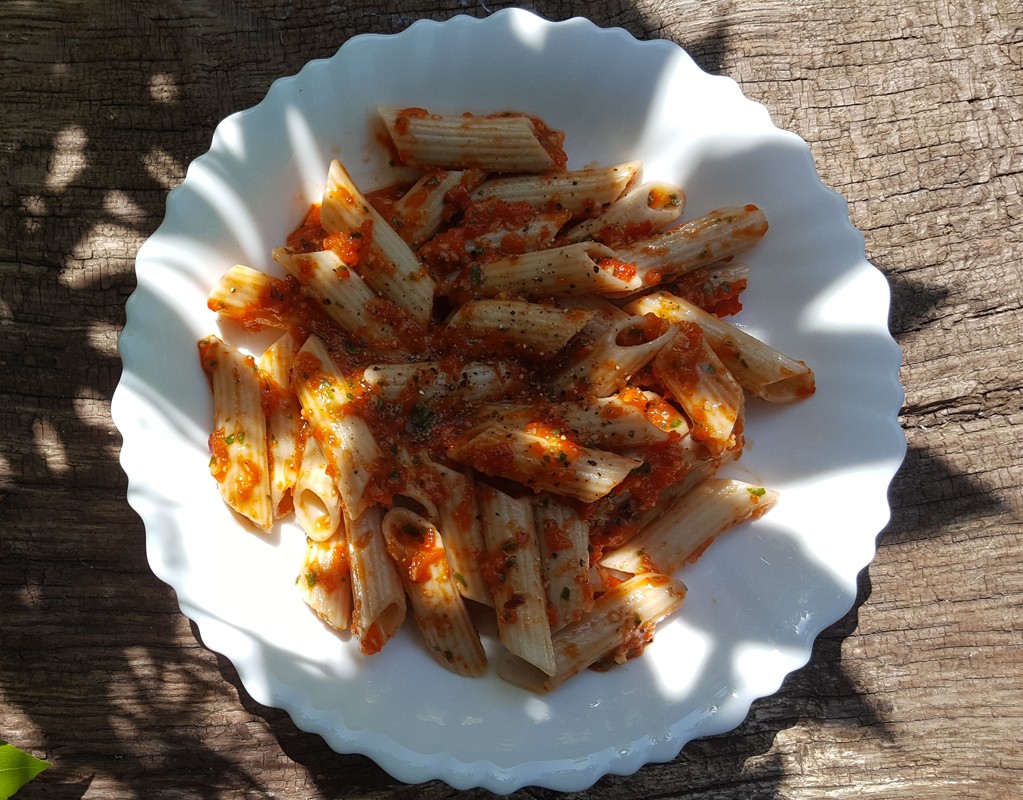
[304,572,317,588]
[747,486,767,498]
[560,586,571,601]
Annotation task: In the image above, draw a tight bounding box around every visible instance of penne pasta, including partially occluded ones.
[466,207,571,258]
[652,325,745,454]
[550,393,674,448]
[347,506,407,655]
[553,314,678,400]
[427,459,492,606]
[297,528,352,632]
[599,477,778,576]
[497,573,687,692]
[555,293,632,342]
[445,299,593,357]
[292,437,342,542]
[627,291,816,402]
[387,445,441,521]
[321,159,436,324]
[258,331,304,519]
[470,161,640,217]
[534,496,594,630]
[197,335,273,530]
[612,204,768,292]
[362,360,525,406]
[477,483,556,676]
[478,242,642,297]
[271,247,390,344]
[379,106,566,173]
[207,264,288,329]
[560,181,687,246]
[585,433,724,559]
[390,169,485,247]
[657,261,750,317]
[449,423,642,503]
[382,507,487,676]
[291,335,381,519]
[477,392,670,450]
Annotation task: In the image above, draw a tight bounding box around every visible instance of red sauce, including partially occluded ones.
[232,457,262,501]
[543,518,573,553]
[366,181,413,230]
[480,549,516,594]
[309,542,349,594]
[526,115,568,169]
[287,204,325,253]
[360,622,387,655]
[656,321,704,389]
[665,267,747,317]
[596,256,637,283]
[323,221,371,266]
[500,593,526,624]
[393,107,430,136]
[207,428,231,482]
[647,186,684,211]
[585,437,693,560]
[260,371,291,418]
[390,525,446,584]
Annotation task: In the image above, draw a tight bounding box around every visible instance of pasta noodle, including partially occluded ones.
[195,106,815,689]
[382,507,487,676]
[298,529,352,632]
[258,331,304,519]
[198,335,273,530]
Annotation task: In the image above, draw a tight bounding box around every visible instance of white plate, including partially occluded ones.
[112,9,906,793]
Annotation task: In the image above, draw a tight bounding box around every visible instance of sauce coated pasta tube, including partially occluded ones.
[379,106,567,173]
[198,335,273,530]
[382,507,487,677]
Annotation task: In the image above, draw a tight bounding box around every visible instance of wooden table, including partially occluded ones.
[2,1,1020,797]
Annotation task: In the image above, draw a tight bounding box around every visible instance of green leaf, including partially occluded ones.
[0,742,50,799]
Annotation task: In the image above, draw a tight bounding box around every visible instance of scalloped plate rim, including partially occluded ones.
[112,8,906,794]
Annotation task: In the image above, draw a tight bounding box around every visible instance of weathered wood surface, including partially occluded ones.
[1,0,1020,797]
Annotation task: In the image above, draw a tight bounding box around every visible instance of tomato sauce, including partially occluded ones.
[526,115,567,170]
[596,256,637,283]
[664,266,747,317]
[389,524,446,584]
[308,542,349,595]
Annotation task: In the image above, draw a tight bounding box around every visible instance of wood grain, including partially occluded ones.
[1,0,1020,798]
